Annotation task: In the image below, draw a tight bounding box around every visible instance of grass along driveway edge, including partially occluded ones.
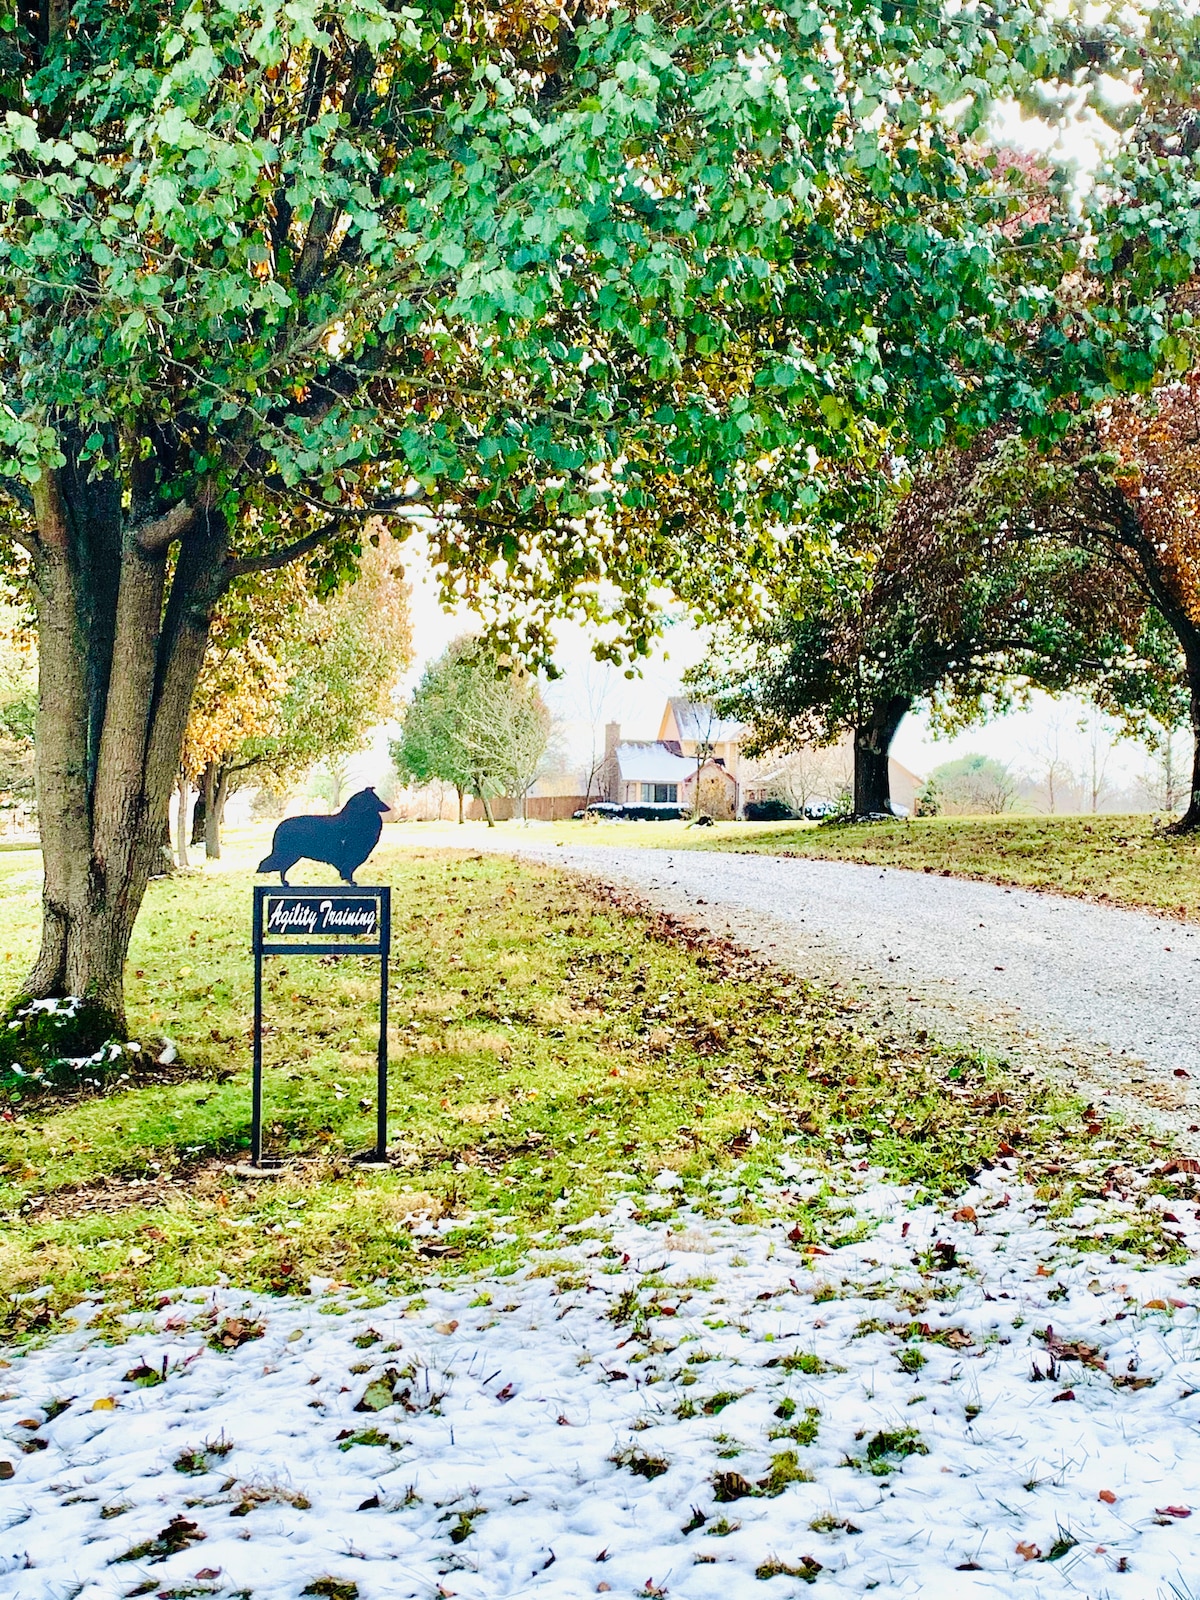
[0,849,1186,1341]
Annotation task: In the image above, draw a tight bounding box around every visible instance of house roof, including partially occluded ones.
[664,696,745,745]
[614,742,696,783]
[888,757,924,787]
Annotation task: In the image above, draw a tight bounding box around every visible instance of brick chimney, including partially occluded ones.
[597,721,621,804]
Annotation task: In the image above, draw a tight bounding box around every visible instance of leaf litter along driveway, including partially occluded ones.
[518,843,1200,1140]
[3,1164,1200,1600]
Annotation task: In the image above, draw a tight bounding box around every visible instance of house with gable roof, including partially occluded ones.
[600,697,745,817]
[600,696,922,818]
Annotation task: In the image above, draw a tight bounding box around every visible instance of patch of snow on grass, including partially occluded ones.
[2,1170,1200,1598]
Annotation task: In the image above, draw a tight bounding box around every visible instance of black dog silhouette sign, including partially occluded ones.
[257,787,388,885]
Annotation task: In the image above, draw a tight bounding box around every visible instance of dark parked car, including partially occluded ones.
[744,799,797,822]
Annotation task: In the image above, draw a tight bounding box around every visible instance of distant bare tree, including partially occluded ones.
[1136,718,1191,813]
[690,701,720,817]
[752,744,853,814]
[1024,715,1077,814]
[1077,711,1118,814]
[927,753,1017,815]
[505,698,555,822]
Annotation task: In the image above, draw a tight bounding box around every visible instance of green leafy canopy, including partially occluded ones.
[0,0,1155,662]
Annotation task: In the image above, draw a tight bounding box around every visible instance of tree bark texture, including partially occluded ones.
[214,765,232,841]
[1172,640,1200,835]
[22,442,228,1042]
[852,696,910,817]
[190,784,206,847]
[1122,547,1200,834]
[176,782,190,871]
[203,761,221,859]
[154,812,174,878]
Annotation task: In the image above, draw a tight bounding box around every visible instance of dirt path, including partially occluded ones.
[511,843,1200,1145]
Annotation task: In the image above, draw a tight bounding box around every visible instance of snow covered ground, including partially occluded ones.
[3,1165,1200,1600]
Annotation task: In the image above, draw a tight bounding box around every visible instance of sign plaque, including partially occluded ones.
[250,884,392,1168]
[264,893,381,942]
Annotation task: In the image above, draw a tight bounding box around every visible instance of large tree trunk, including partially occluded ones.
[852,696,910,817]
[154,812,174,878]
[19,445,227,1047]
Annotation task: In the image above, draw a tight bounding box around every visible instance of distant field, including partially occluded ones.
[516,812,1200,920]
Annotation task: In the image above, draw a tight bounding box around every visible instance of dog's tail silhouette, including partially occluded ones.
[257,849,285,874]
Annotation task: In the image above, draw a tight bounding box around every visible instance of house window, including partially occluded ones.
[641,783,678,803]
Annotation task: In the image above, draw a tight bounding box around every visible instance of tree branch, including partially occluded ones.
[228,521,347,577]
[0,479,39,555]
[224,753,266,777]
[133,500,198,553]
[228,486,423,576]
[0,474,35,517]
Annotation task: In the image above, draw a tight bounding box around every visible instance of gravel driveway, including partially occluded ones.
[515,843,1200,1140]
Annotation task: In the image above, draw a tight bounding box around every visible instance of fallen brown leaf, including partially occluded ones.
[1041,1327,1106,1370]
[712,1471,754,1502]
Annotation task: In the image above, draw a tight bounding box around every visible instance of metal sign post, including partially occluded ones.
[250,885,392,1170]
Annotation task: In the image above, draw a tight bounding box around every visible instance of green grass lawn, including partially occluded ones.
[515,812,1200,920]
[0,836,1172,1340]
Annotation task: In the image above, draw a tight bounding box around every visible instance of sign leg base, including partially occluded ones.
[228,1159,286,1180]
